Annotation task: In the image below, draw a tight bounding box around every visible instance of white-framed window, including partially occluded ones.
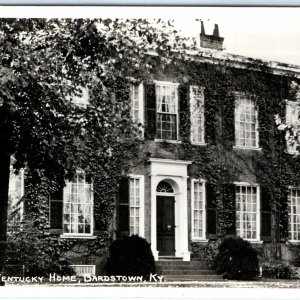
[288,188,300,241]
[129,175,144,237]
[155,81,179,140]
[190,86,205,144]
[8,168,24,229]
[130,83,144,136]
[191,179,206,240]
[285,100,300,153]
[63,172,93,236]
[234,93,259,148]
[235,183,260,241]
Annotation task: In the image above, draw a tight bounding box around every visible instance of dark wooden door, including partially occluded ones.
[157,196,175,256]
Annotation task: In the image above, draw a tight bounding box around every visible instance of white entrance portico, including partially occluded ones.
[148,158,192,261]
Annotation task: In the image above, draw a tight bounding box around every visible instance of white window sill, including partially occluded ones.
[287,240,300,245]
[286,150,299,155]
[191,142,207,146]
[155,139,182,144]
[191,239,209,243]
[246,240,263,244]
[233,146,262,151]
[60,235,97,240]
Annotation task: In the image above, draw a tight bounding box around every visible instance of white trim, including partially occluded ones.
[234,181,260,186]
[154,80,179,141]
[153,80,180,87]
[190,85,205,144]
[234,182,261,242]
[234,93,260,149]
[60,235,97,240]
[149,159,190,261]
[128,174,145,238]
[148,158,193,165]
[130,83,144,137]
[154,139,182,144]
[62,173,94,237]
[191,179,206,241]
[233,146,262,151]
[288,187,300,242]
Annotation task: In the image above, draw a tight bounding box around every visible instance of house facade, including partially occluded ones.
[8,24,300,276]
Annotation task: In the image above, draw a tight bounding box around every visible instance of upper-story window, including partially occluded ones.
[288,188,300,241]
[190,86,205,144]
[234,94,259,148]
[130,83,144,136]
[286,100,300,153]
[155,82,179,140]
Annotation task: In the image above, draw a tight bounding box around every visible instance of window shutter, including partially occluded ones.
[204,90,216,144]
[261,187,272,241]
[144,83,156,139]
[279,189,288,241]
[49,187,63,234]
[206,182,217,239]
[223,183,236,236]
[117,177,129,237]
[178,84,189,141]
[222,94,235,146]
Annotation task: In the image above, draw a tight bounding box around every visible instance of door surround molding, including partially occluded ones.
[148,158,191,261]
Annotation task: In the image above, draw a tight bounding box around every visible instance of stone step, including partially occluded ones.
[158,269,216,275]
[163,274,223,281]
[156,265,211,271]
[156,261,208,267]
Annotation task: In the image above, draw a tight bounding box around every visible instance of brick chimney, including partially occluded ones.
[200,21,224,51]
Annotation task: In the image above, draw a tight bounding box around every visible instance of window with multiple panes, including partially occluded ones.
[288,188,300,241]
[190,86,205,144]
[155,82,178,140]
[285,101,300,152]
[63,173,93,235]
[235,185,259,240]
[191,180,206,239]
[129,177,141,235]
[130,84,140,123]
[234,94,259,148]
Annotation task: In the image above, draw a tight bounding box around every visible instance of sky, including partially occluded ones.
[1,6,300,65]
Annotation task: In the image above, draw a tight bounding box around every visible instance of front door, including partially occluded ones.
[157,196,175,256]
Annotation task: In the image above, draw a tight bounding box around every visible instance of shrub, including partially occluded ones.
[213,237,259,280]
[106,235,156,279]
[5,224,75,277]
[261,261,297,279]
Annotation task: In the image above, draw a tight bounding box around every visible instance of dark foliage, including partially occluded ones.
[106,235,156,279]
[261,261,297,279]
[213,237,259,280]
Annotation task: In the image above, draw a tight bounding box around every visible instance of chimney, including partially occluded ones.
[200,22,224,51]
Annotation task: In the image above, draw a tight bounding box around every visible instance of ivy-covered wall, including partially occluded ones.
[137,56,300,264]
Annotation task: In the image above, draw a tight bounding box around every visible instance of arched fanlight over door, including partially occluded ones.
[156,181,174,193]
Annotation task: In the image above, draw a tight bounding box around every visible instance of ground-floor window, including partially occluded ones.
[191,180,206,240]
[129,176,144,236]
[235,184,259,240]
[288,188,300,241]
[63,173,93,235]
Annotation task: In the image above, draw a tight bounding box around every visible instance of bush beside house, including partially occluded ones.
[106,235,156,280]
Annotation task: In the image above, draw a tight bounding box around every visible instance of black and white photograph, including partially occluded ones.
[1,5,300,294]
